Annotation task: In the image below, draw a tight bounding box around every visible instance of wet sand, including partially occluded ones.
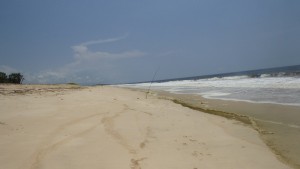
[0,85,291,169]
[151,89,300,169]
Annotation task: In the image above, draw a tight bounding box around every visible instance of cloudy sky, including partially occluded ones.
[1,0,300,84]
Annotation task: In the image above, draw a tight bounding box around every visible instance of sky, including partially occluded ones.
[0,0,300,84]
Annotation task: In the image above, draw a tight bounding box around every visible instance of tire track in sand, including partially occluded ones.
[102,104,153,169]
[30,113,103,169]
[101,104,137,154]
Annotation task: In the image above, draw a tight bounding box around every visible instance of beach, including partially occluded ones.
[0,85,291,169]
[152,90,300,169]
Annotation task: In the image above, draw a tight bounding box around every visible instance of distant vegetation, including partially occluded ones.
[0,72,24,84]
[66,83,79,85]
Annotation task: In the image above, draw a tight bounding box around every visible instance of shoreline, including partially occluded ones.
[141,88,300,169]
[0,84,292,169]
[199,95,300,107]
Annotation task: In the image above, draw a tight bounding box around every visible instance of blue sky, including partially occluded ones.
[0,0,300,84]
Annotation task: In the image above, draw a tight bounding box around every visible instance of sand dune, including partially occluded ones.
[0,85,290,169]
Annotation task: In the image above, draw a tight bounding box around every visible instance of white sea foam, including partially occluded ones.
[122,75,300,106]
[130,76,300,89]
[199,91,231,97]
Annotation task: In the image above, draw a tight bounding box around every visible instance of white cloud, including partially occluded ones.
[79,34,128,46]
[24,35,145,84]
[72,45,144,60]
[72,34,143,61]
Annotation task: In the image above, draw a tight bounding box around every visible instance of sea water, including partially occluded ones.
[123,67,300,106]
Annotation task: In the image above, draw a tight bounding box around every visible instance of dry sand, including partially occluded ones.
[0,85,291,169]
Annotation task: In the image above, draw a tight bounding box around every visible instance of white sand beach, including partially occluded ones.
[0,85,291,169]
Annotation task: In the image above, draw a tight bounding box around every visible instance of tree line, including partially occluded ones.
[0,72,24,84]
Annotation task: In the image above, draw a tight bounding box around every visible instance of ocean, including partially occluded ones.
[124,65,300,106]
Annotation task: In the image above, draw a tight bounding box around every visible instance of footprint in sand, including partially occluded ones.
[130,158,147,169]
[139,140,148,149]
